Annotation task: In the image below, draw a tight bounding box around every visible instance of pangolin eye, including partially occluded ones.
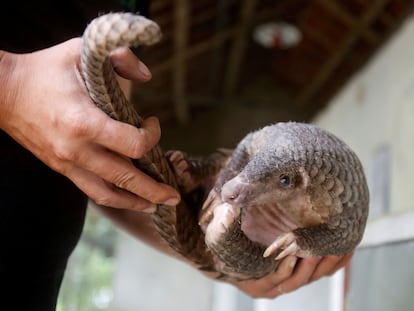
[279,174,291,187]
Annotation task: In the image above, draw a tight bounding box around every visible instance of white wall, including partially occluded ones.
[313,15,414,216]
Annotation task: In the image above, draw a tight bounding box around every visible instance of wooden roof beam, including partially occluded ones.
[223,0,258,97]
[296,0,389,106]
[173,0,190,124]
[150,1,298,77]
[323,0,381,44]
[151,25,239,77]
[320,0,379,44]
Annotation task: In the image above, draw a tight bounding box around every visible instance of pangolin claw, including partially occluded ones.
[263,232,299,259]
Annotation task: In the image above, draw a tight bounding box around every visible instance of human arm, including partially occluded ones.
[96,204,352,298]
[0,38,180,211]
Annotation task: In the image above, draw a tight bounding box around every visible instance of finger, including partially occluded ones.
[110,47,152,81]
[331,253,353,272]
[276,257,322,294]
[309,256,341,282]
[232,256,297,299]
[72,144,180,205]
[68,165,157,211]
[309,256,342,282]
[96,116,161,160]
[311,253,354,282]
[268,256,298,287]
[261,256,299,298]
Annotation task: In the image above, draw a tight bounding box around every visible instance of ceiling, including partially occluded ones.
[132,0,414,131]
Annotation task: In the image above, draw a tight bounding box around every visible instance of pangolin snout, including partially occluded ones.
[221,176,249,204]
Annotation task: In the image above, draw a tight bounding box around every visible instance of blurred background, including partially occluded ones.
[58,0,414,310]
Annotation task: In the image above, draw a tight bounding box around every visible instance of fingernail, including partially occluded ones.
[142,204,157,213]
[163,197,180,206]
[138,61,152,79]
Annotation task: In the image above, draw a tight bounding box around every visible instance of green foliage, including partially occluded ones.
[57,208,116,311]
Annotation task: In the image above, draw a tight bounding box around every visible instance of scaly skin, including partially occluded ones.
[168,122,369,280]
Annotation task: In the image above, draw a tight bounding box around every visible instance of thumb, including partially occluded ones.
[110,47,152,82]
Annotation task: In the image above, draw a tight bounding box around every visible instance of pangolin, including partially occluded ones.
[166,122,369,280]
[80,12,369,281]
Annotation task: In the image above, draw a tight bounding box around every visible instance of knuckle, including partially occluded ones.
[130,118,161,158]
[150,121,161,142]
[69,118,91,138]
[112,170,137,190]
[53,140,77,162]
[63,112,95,140]
[94,195,113,207]
[46,154,67,173]
[129,133,148,158]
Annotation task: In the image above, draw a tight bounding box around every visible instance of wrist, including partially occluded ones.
[0,50,20,131]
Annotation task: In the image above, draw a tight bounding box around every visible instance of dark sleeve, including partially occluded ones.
[0,0,150,53]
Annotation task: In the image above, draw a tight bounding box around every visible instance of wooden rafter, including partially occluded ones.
[296,0,389,106]
[320,0,380,44]
[173,0,190,124]
[151,25,238,77]
[223,0,258,97]
[150,1,299,78]
[138,0,413,125]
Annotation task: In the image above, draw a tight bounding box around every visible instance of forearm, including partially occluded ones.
[95,205,191,260]
[93,205,220,279]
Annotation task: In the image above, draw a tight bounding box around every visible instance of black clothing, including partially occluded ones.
[0,0,149,53]
[0,131,87,310]
[0,1,149,310]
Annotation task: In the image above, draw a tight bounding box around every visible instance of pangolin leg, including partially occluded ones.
[165,150,197,193]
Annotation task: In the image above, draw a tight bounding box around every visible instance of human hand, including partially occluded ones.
[231,253,353,299]
[0,38,180,211]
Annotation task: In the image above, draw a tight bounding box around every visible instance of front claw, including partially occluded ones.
[165,150,195,193]
[264,232,301,260]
